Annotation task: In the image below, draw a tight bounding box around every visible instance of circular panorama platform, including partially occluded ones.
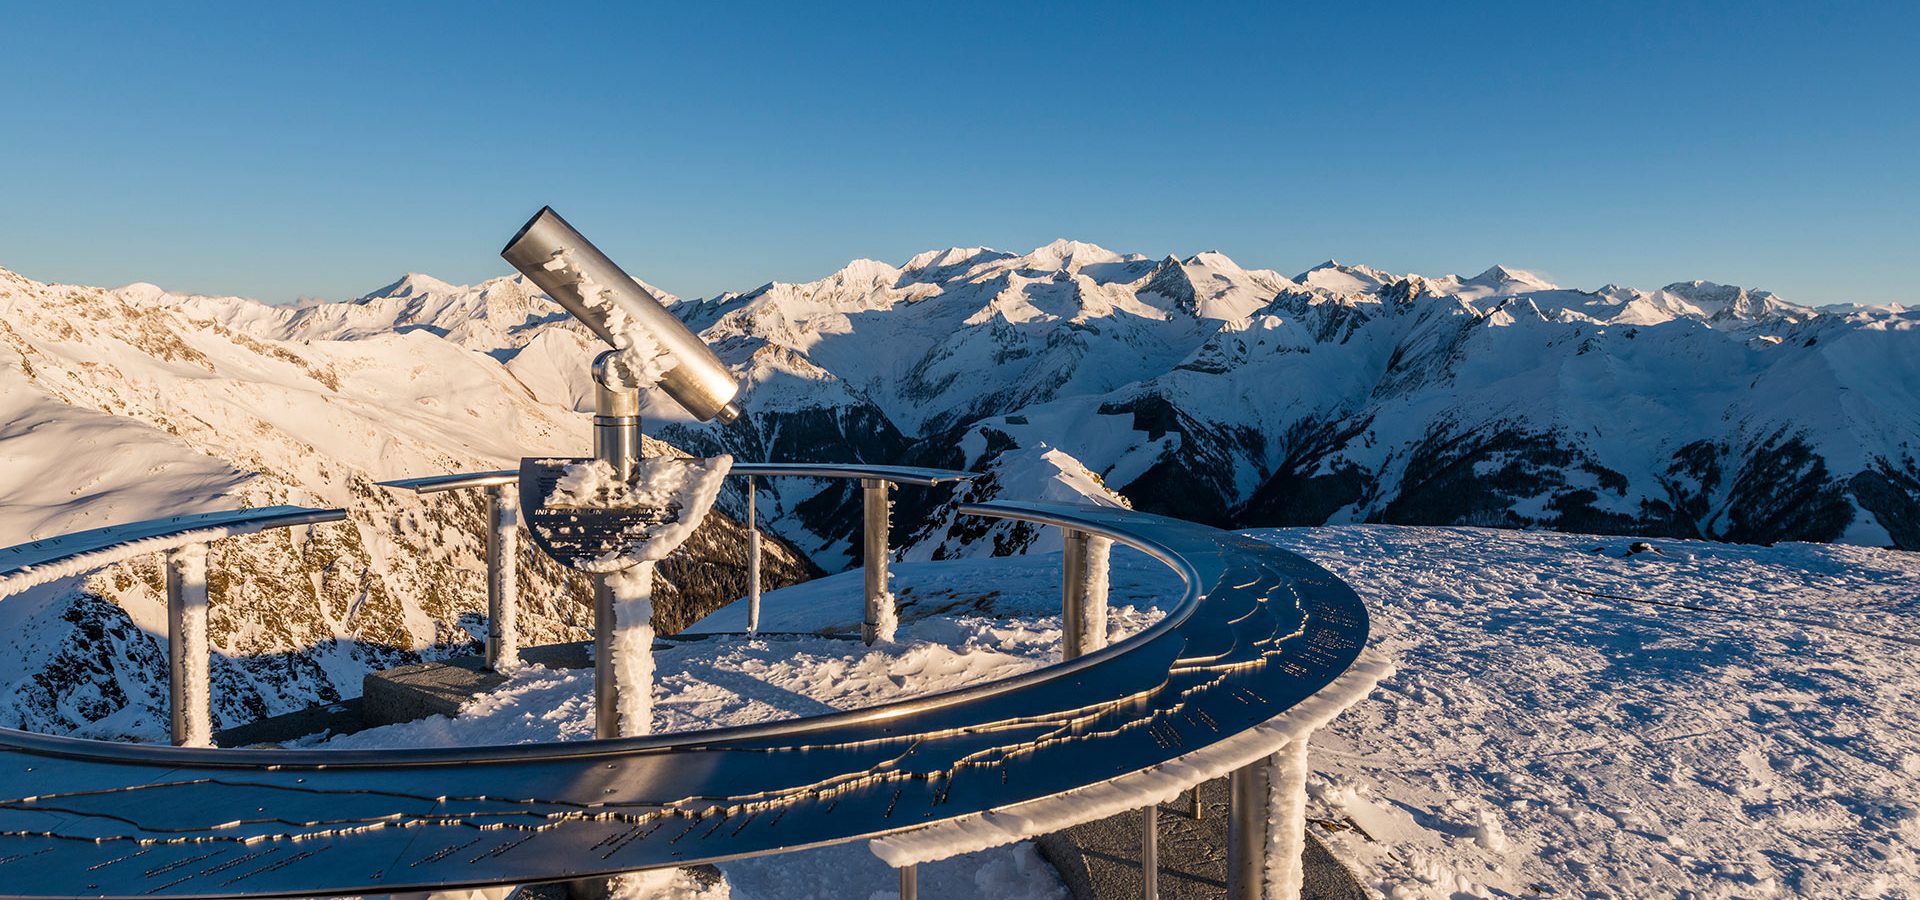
[0,467,1368,898]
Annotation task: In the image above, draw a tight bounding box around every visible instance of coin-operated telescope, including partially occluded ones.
[503,206,742,454]
[500,208,740,743]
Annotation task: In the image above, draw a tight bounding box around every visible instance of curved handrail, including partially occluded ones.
[378,462,976,494]
[0,496,1367,897]
[0,502,1199,768]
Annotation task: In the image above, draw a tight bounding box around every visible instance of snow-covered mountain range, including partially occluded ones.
[2,240,1915,735]
[164,239,1919,557]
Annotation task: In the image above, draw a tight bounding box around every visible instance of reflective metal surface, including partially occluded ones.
[501,207,742,424]
[746,476,761,635]
[591,350,643,484]
[1227,756,1272,900]
[1143,804,1160,899]
[0,500,1365,898]
[378,471,520,494]
[738,462,973,486]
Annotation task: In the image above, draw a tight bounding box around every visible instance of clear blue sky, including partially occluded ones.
[2,2,1914,305]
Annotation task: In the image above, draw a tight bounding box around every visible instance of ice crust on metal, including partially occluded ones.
[0,496,1366,898]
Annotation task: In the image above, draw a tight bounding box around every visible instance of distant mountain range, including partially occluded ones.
[1,242,1915,734]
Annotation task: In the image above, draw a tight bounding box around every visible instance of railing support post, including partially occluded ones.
[898,863,917,900]
[1268,735,1312,900]
[485,483,520,671]
[746,475,761,635]
[1227,755,1271,900]
[1227,734,1314,900]
[861,478,894,645]
[1142,803,1159,898]
[1060,528,1112,660]
[164,544,213,748]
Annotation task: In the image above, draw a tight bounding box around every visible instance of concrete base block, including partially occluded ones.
[360,642,596,728]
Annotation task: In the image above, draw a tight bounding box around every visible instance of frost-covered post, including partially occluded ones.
[861,478,897,645]
[1060,528,1111,660]
[591,352,644,740]
[164,543,213,748]
[746,475,761,635]
[485,483,521,671]
[1226,735,1314,900]
[1265,737,1312,899]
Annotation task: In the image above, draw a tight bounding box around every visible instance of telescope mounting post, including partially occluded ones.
[591,350,643,740]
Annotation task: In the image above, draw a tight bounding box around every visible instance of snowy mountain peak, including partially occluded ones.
[1465,265,1556,292]
[361,272,460,302]
[1296,260,1394,295]
[1183,250,1245,273]
[902,247,1008,274]
[1660,280,1807,321]
[1024,238,1124,272]
[822,258,902,288]
[111,282,171,305]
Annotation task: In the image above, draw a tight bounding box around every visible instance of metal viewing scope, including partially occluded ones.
[502,206,743,424]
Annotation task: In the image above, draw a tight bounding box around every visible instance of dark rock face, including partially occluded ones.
[1851,461,1920,550]
[1094,395,1258,528]
[1715,432,1856,545]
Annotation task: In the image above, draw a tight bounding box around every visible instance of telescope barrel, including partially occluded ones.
[502,207,742,424]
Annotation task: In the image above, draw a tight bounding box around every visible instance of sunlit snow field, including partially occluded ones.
[301,528,1920,899]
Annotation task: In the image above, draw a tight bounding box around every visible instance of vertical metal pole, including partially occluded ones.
[1062,528,1111,660]
[591,352,641,740]
[165,545,213,748]
[1192,784,1205,820]
[1268,736,1313,900]
[1061,528,1088,660]
[898,863,917,900]
[746,475,761,635]
[1142,803,1159,898]
[861,478,892,645]
[1227,755,1274,900]
[592,578,619,739]
[485,483,520,671]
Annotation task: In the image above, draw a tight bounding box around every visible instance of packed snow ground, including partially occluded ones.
[1257,526,1920,899]
[303,528,1918,899]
